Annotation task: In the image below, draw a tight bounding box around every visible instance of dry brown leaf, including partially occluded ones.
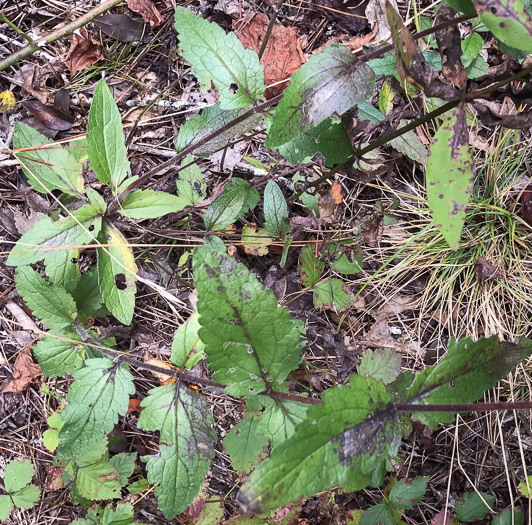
[234,13,305,99]
[329,180,343,205]
[475,257,505,281]
[312,24,379,56]
[127,0,163,27]
[128,399,143,413]
[45,466,65,490]
[1,344,42,394]
[318,191,339,224]
[144,358,175,385]
[65,28,104,77]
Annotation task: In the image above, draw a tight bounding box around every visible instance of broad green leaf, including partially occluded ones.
[176,103,263,156]
[174,8,265,109]
[204,178,259,231]
[46,247,81,292]
[360,504,394,525]
[33,334,87,377]
[518,474,532,496]
[388,477,427,509]
[138,383,216,519]
[257,398,309,449]
[176,155,206,206]
[4,459,35,493]
[76,461,121,500]
[223,412,269,475]
[171,311,206,369]
[329,243,363,275]
[465,54,489,78]
[358,349,402,385]
[72,269,109,318]
[13,122,84,196]
[10,485,40,509]
[58,358,134,460]
[367,53,398,77]
[426,105,475,250]
[119,189,185,219]
[493,508,525,525]
[299,247,324,287]
[0,495,13,520]
[408,336,532,427]
[127,478,149,494]
[7,203,102,267]
[193,247,303,396]
[446,0,477,15]
[196,501,225,525]
[472,0,532,52]
[461,33,483,67]
[266,45,375,148]
[87,79,130,192]
[15,266,77,330]
[43,412,64,451]
[85,188,107,214]
[313,278,354,310]
[264,181,290,238]
[455,492,494,521]
[109,452,137,486]
[275,117,354,167]
[99,503,135,525]
[97,222,137,325]
[237,375,400,514]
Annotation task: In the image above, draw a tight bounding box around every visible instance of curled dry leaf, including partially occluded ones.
[318,191,339,224]
[0,344,42,394]
[65,27,104,77]
[329,180,343,205]
[127,0,164,27]
[22,90,74,131]
[234,13,305,98]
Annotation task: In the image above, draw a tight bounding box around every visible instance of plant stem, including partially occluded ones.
[395,401,532,412]
[0,0,123,72]
[0,13,36,45]
[257,0,284,60]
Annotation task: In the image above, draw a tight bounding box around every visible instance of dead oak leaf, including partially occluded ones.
[65,28,104,77]
[127,0,163,27]
[0,344,42,394]
[234,13,305,99]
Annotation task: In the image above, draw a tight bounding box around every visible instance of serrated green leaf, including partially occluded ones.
[329,243,363,275]
[110,452,137,486]
[4,459,35,493]
[10,485,40,509]
[72,269,109,318]
[426,105,475,250]
[204,178,259,231]
[15,266,77,330]
[176,103,263,156]
[388,476,427,509]
[171,312,206,369]
[13,122,84,196]
[360,504,394,525]
[196,500,225,525]
[127,478,148,494]
[97,222,137,325]
[0,495,14,521]
[465,54,489,78]
[174,8,265,109]
[237,375,400,514]
[223,412,269,475]
[118,189,185,219]
[7,204,102,267]
[76,461,121,501]
[193,247,303,396]
[176,155,206,206]
[33,334,87,377]
[298,247,324,287]
[472,0,532,52]
[87,79,130,193]
[492,508,525,525]
[45,248,81,292]
[257,398,309,449]
[264,181,290,238]
[408,336,532,427]
[266,45,375,148]
[358,349,402,385]
[455,492,494,521]
[313,278,353,310]
[461,33,483,67]
[367,52,398,77]
[99,503,135,525]
[138,383,216,519]
[58,358,134,460]
[275,117,354,167]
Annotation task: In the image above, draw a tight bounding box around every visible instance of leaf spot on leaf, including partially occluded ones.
[115,273,127,290]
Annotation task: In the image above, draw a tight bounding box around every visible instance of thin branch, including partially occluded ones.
[395,401,532,413]
[257,0,284,60]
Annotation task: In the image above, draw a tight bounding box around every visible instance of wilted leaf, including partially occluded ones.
[127,0,163,27]
[94,13,145,42]
[0,345,42,394]
[475,256,504,281]
[241,224,271,256]
[234,13,305,99]
[65,27,104,76]
[22,91,74,131]
[472,0,532,52]
[472,103,532,129]
[426,105,475,250]
[265,45,375,148]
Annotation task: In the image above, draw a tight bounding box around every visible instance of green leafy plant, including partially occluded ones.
[0,460,40,521]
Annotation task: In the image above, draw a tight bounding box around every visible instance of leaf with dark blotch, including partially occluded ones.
[471,0,532,52]
[472,103,532,129]
[435,5,467,90]
[94,13,145,42]
[22,91,73,131]
[407,335,532,427]
[237,375,400,514]
[265,45,375,148]
[426,104,474,249]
